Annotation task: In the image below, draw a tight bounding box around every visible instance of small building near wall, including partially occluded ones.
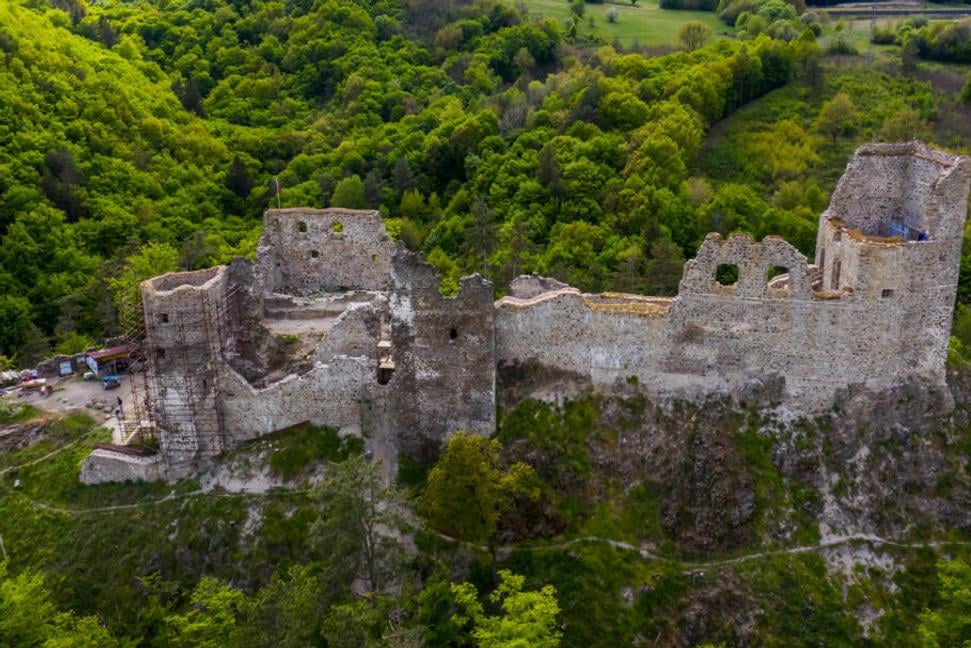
[85,344,135,376]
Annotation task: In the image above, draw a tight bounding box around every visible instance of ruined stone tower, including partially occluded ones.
[80,143,971,484]
[815,142,971,381]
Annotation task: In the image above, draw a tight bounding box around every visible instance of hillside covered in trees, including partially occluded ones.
[4,0,971,644]
[2,0,969,366]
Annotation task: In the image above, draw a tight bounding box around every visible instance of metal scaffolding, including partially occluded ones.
[115,284,239,458]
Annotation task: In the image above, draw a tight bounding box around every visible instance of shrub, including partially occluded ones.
[961,71,971,103]
[826,37,858,55]
[606,7,619,22]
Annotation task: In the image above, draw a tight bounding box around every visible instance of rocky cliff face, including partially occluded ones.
[502,370,971,555]
[495,370,971,645]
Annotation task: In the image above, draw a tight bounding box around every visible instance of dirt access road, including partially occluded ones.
[2,373,130,442]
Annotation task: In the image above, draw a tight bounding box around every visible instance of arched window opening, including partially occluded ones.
[298,221,307,233]
[715,264,739,286]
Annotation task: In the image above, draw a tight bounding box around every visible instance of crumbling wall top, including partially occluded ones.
[258,208,394,295]
[679,233,811,299]
[823,141,971,243]
[146,266,225,295]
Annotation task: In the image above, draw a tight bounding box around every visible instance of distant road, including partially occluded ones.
[824,5,971,16]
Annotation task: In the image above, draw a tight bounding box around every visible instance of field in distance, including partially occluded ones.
[522,0,732,47]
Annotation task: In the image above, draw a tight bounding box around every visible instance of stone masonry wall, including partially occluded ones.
[388,249,496,455]
[218,357,372,442]
[257,208,394,295]
[80,449,164,484]
[143,266,228,477]
[84,143,968,484]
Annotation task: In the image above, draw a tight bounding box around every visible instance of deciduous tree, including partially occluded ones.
[420,432,538,551]
[814,92,856,144]
[452,570,561,648]
[678,21,712,52]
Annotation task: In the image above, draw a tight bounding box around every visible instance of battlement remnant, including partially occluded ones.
[80,143,971,484]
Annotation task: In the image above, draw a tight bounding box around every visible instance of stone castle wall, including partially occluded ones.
[142,265,229,477]
[218,357,373,442]
[388,250,496,456]
[497,143,971,407]
[82,143,971,483]
[257,208,394,295]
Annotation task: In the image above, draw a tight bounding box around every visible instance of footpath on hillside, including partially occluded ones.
[3,435,969,576]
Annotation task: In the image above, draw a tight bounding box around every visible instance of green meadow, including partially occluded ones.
[523,0,731,47]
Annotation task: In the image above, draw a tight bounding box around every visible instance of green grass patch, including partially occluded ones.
[736,424,821,546]
[266,424,363,480]
[734,553,859,644]
[522,0,729,48]
[0,412,322,639]
[578,481,674,552]
[0,412,98,473]
[497,397,606,479]
[0,401,41,424]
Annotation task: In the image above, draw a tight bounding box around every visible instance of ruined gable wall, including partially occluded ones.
[389,249,496,454]
[218,357,372,442]
[655,232,944,400]
[314,302,384,365]
[257,208,394,295]
[221,258,271,382]
[824,147,909,237]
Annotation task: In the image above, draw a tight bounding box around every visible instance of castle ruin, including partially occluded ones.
[81,142,971,484]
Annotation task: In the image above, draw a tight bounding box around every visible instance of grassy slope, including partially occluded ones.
[0,415,323,638]
[0,397,968,645]
[524,0,730,47]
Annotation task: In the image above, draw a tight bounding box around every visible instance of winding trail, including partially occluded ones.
[434,531,971,574]
[10,487,316,516]
[5,440,971,573]
[0,437,85,477]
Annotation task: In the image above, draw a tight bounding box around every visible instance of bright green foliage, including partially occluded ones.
[0,561,120,647]
[951,305,971,367]
[54,330,95,355]
[452,569,561,648]
[164,577,246,647]
[234,565,329,648]
[918,559,971,647]
[961,71,971,104]
[266,424,363,480]
[420,432,539,545]
[107,241,178,327]
[814,92,856,143]
[330,175,367,209]
[0,0,826,361]
[319,600,386,648]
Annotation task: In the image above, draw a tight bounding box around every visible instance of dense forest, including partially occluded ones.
[3,0,971,643]
[1,0,968,367]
